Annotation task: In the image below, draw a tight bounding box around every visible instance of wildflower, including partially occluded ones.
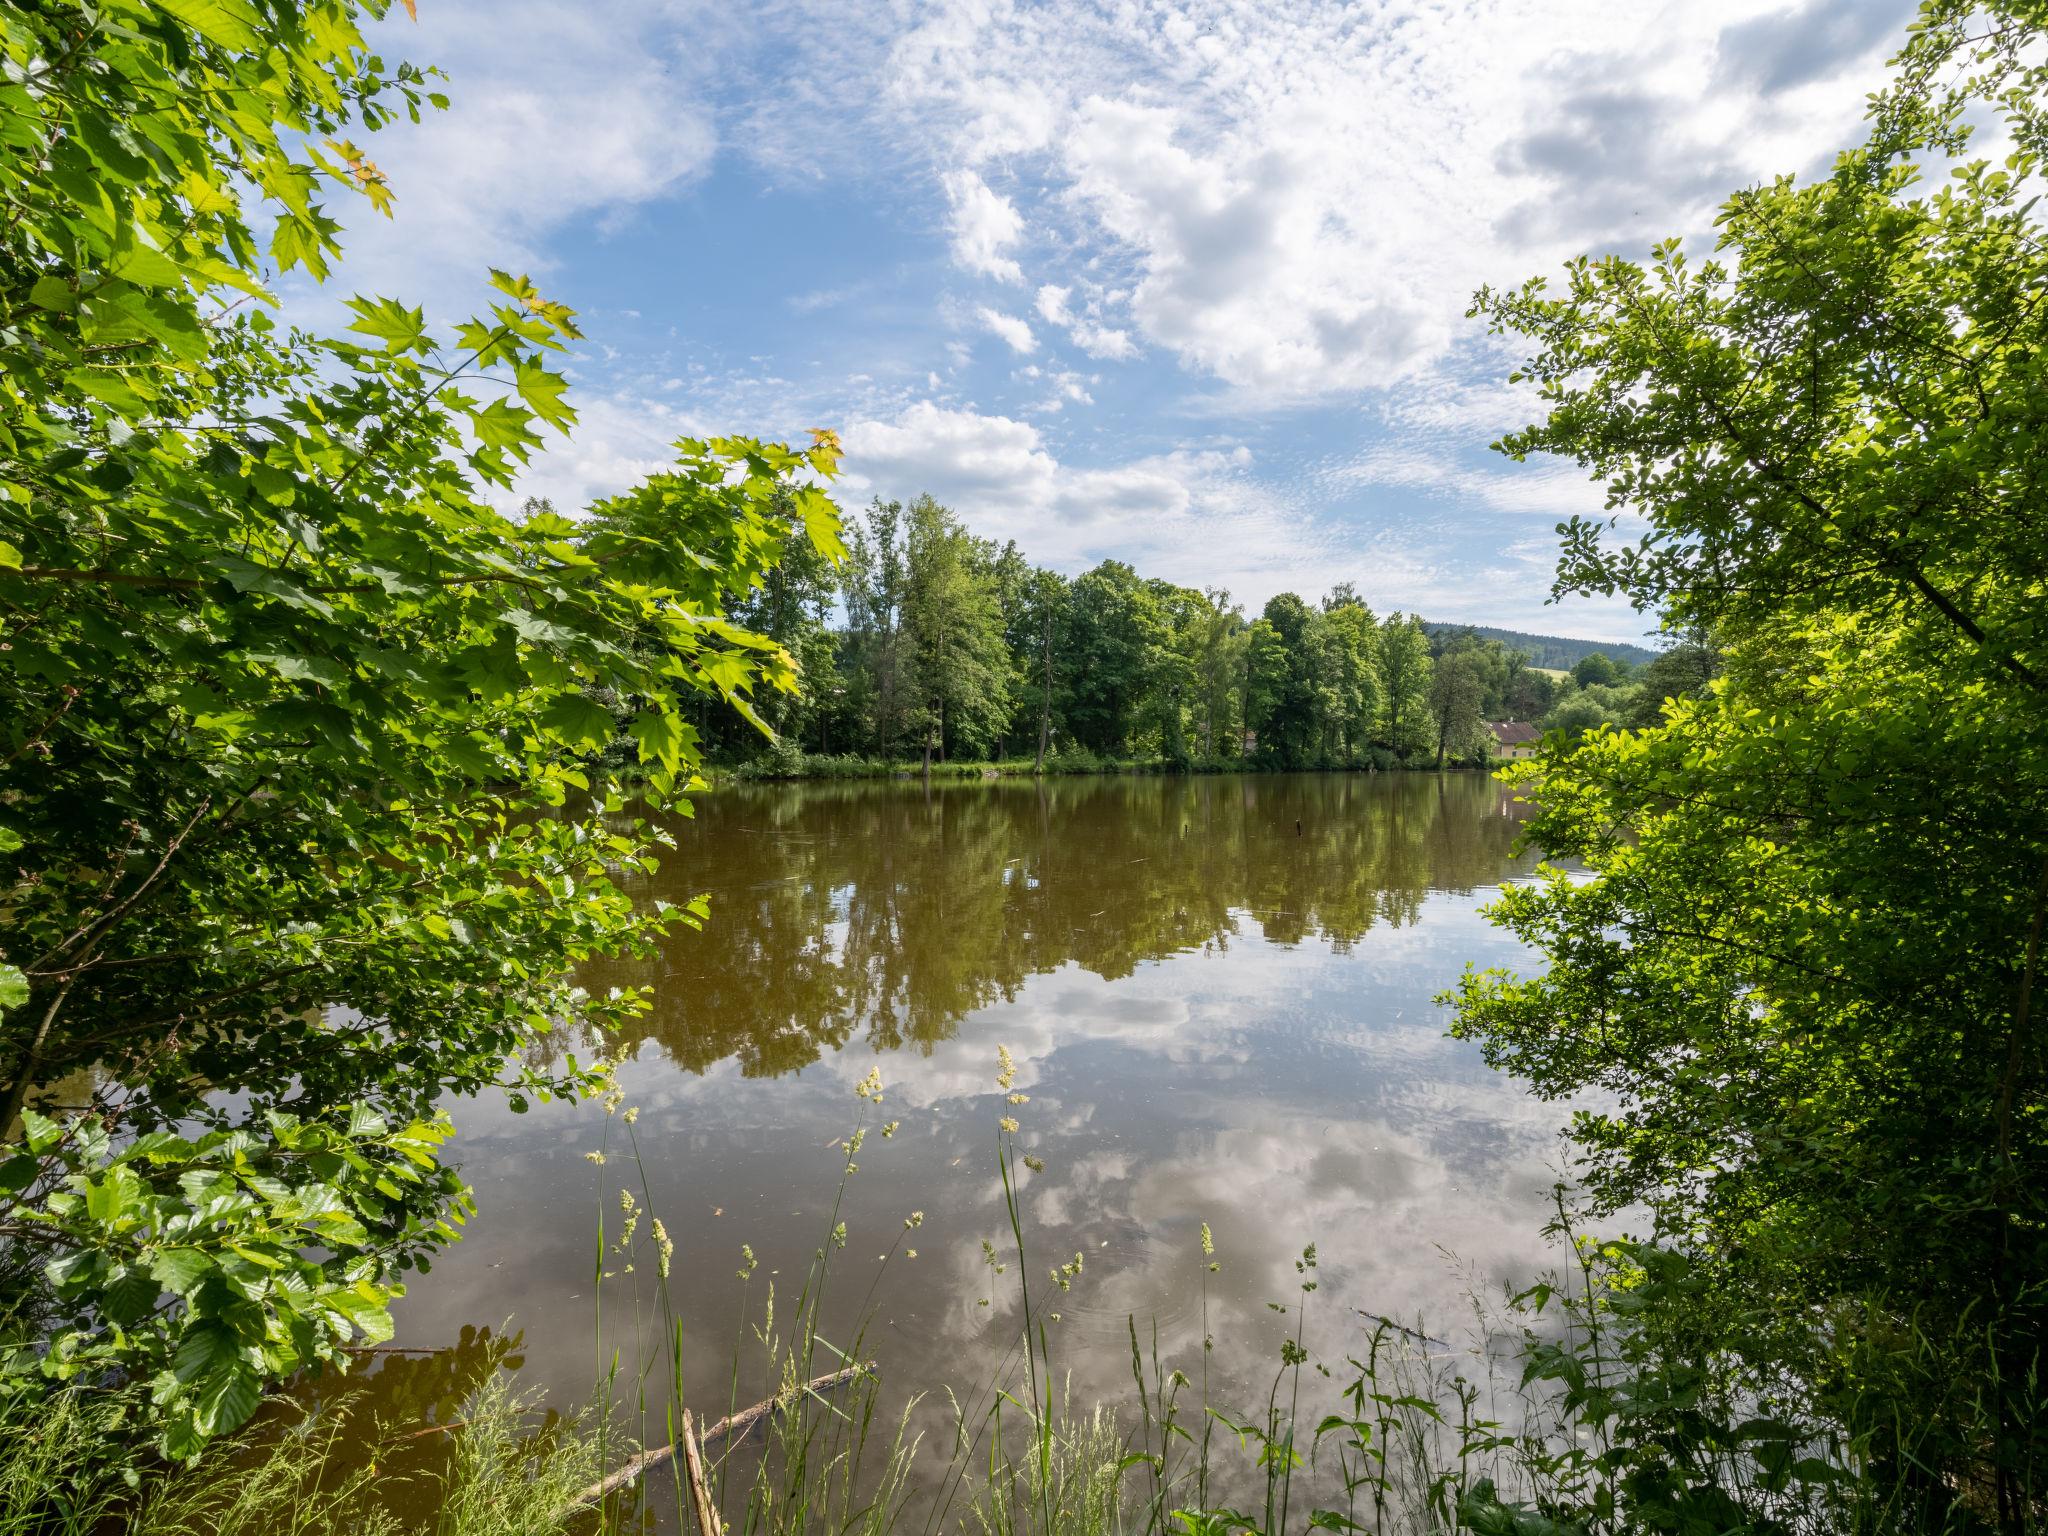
[623,1106,640,1126]
[855,1067,883,1102]
[1200,1222,1214,1257]
[904,1211,924,1229]
[831,1221,847,1249]
[653,1218,673,1279]
[738,1243,757,1280]
[1023,1154,1045,1173]
[584,1150,607,1165]
[881,1121,899,1138]
[1049,1313,1061,1323]
[602,1086,625,1116]
[980,1238,1007,1275]
[1007,1093,1029,1105]
[847,1127,866,1158]
[906,1249,918,1259]
[996,1045,1016,1092]
[999,1116,1019,1134]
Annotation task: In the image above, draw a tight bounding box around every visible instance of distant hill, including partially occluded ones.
[1424,622,1658,671]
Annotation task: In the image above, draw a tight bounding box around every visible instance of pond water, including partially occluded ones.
[369,771,1577,1485]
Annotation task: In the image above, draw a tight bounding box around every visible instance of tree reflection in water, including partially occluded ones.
[573,773,1536,1079]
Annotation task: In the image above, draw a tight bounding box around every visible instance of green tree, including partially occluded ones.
[1061,561,1159,754]
[842,499,917,754]
[902,496,1011,766]
[1457,1,2048,1517]
[1376,615,1434,756]
[1320,590,1383,764]
[1246,593,1323,767]
[1426,653,1486,768]
[1191,589,1249,761]
[1569,649,1619,687]
[0,0,838,1455]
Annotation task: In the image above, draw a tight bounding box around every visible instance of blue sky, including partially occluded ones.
[304,0,1916,643]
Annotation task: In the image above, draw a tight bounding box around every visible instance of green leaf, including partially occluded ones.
[106,238,186,289]
[345,295,428,354]
[145,0,263,52]
[149,1248,215,1295]
[193,1360,262,1437]
[20,1109,61,1154]
[172,1320,241,1384]
[28,274,75,312]
[0,963,27,1011]
[538,693,616,752]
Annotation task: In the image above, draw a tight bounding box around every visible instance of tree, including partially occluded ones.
[1191,590,1248,760]
[842,499,917,754]
[901,495,1010,765]
[0,0,838,1456]
[1247,593,1324,767]
[1570,650,1619,687]
[1377,615,1434,756]
[1426,654,1486,768]
[1061,561,1158,754]
[1457,2,2048,1516]
[1012,569,1068,770]
[1321,592,1382,764]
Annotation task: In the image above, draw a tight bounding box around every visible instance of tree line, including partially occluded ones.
[693,492,1697,773]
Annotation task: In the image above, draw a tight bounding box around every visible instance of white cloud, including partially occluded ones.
[941,169,1027,281]
[300,0,720,324]
[1032,280,1137,361]
[854,0,1901,403]
[976,307,1038,354]
[833,400,1642,634]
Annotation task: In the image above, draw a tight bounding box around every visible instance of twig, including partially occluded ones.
[560,1362,871,1513]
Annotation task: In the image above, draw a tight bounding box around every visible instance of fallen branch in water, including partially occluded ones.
[562,1361,873,1513]
[681,1409,722,1536]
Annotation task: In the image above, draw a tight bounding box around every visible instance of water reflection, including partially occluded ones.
[580,772,1536,1077]
[378,773,1568,1511]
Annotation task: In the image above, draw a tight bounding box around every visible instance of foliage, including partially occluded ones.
[1459,0,2048,1525]
[0,0,839,1458]
[724,505,1640,773]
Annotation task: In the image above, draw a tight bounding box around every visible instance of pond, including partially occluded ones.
[368,771,1576,1488]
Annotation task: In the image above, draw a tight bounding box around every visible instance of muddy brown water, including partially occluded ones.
[342,772,1581,1515]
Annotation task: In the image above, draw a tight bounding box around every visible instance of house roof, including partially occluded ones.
[1487,721,1542,747]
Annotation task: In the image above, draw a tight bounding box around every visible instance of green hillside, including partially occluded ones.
[1424,622,1659,670]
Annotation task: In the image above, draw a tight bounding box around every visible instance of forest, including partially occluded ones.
[681,492,1712,773]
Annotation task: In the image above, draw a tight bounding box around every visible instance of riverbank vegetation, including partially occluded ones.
[1452,0,2048,1528]
[3,0,2045,1531]
[696,493,1660,775]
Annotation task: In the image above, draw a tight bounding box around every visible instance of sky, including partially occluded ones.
[301,0,1920,644]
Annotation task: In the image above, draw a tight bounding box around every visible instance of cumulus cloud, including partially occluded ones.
[941,168,1027,282]
[976,307,1038,354]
